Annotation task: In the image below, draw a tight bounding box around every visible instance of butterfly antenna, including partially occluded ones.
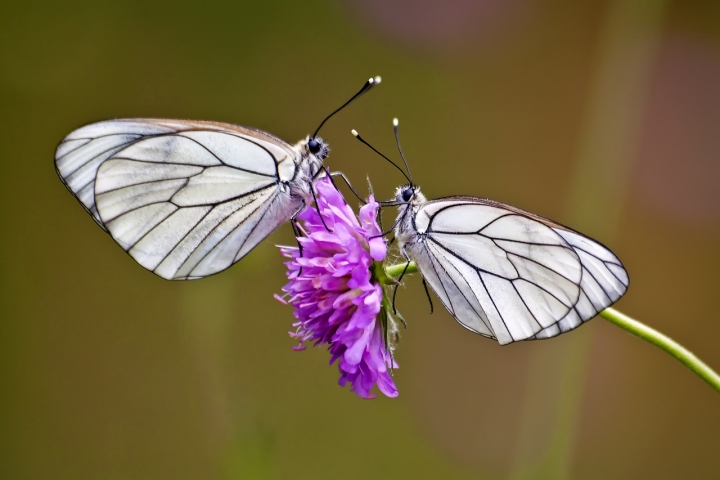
[312,76,382,138]
[351,129,412,184]
[393,118,413,186]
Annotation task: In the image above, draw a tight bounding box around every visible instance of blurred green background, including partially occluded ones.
[2,0,720,478]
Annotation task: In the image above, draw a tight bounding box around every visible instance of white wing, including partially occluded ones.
[406,198,629,345]
[55,119,301,280]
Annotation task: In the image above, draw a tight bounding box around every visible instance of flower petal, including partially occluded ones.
[275,175,397,398]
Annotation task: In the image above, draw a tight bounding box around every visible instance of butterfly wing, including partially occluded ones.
[406,197,629,345]
[55,119,302,280]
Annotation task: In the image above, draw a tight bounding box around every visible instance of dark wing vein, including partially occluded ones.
[230,189,282,262]
[56,138,92,159]
[96,170,205,196]
[476,269,514,342]
[151,205,217,275]
[431,245,494,335]
[183,190,279,278]
[177,133,277,178]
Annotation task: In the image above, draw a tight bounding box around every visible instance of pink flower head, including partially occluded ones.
[277,175,398,399]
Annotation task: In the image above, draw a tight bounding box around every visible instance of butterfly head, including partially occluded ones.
[302,136,329,161]
[395,184,425,206]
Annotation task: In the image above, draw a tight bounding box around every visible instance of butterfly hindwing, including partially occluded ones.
[55,119,302,280]
[408,198,629,344]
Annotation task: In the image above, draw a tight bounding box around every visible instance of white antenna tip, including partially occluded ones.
[374,76,382,84]
[351,129,359,137]
[393,118,399,126]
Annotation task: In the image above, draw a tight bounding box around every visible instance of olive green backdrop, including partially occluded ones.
[2,0,719,478]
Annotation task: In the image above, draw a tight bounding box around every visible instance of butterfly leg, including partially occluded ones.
[327,170,367,205]
[312,166,367,205]
[305,166,335,232]
[308,181,332,233]
[370,209,406,239]
[421,278,434,314]
[391,248,412,317]
[290,202,307,274]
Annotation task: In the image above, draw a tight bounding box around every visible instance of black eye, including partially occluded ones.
[308,138,321,154]
[401,188,414,202]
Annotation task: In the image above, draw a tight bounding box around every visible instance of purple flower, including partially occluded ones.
[276,175,398,398]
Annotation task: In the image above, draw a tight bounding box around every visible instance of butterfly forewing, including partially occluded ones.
[406,198,629,345]
[55,119,303,280]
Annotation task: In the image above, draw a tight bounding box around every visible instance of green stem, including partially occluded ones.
[383,261,720,393]
[384,261,418,281]
[599,307,720,393]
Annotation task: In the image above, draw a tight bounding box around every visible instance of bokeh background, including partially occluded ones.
[2,0,720,478]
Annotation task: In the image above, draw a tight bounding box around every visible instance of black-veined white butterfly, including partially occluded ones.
[55,77,380,280]
[353,119,629,345]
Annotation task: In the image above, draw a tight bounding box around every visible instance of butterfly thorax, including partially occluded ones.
[394,186,427,251]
